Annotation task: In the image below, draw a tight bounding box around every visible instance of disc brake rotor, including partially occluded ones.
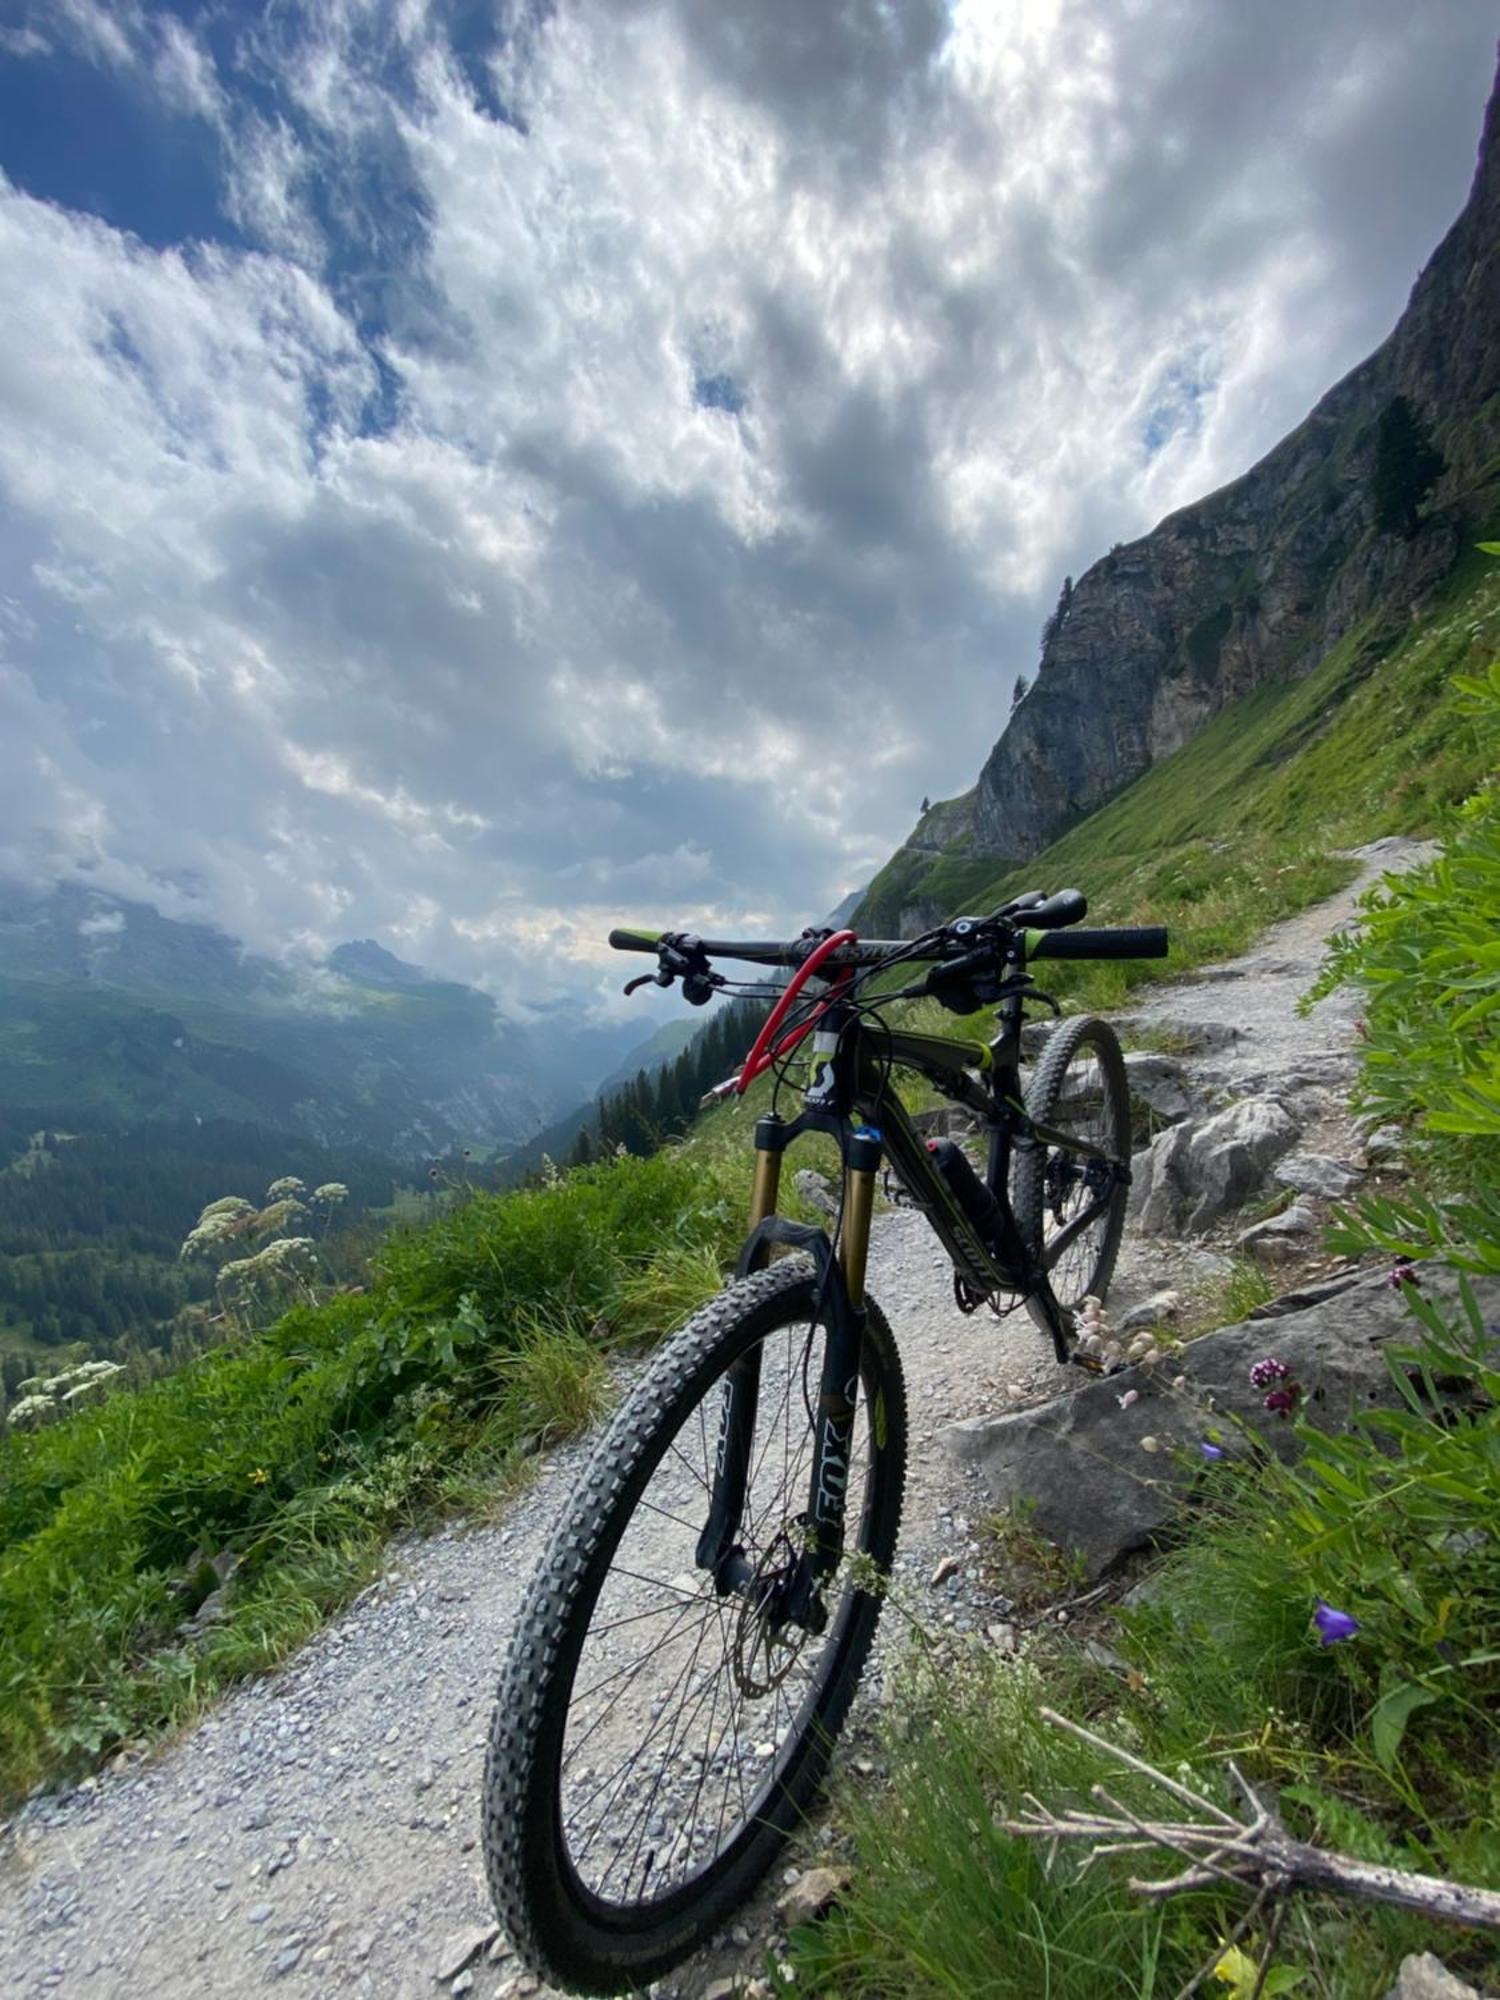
[732,1528,814,1697]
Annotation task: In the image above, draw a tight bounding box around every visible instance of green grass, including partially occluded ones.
[0,1148,739,1801]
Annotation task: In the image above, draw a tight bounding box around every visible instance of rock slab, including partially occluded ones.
[941,1268,1500,1578]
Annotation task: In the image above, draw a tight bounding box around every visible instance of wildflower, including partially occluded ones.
[1249,1356,1291,1389]
[1213,1944,1259,1990]
[6,1394,56,1431]
[249,1467,270,1487]
[1312,1600,1359,1646]
[1263,1385,1300,1417]
[312,1182,349,1205]
[1386,1262,1418,1289]
[266,1176,307,1200]
[1199,1440,1224,1461]
[1116,1388,1139,1409]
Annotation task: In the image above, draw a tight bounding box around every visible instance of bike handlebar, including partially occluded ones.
[608,921,1170,968]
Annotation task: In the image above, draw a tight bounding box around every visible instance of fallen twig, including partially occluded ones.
[1002,1708,1500,1994]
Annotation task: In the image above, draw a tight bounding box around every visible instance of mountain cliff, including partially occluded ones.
[864,52,1500,933]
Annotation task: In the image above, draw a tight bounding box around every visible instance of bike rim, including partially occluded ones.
[1042,1044,1121,1307]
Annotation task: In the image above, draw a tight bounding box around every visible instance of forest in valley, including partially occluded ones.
[0,1109,398,1396]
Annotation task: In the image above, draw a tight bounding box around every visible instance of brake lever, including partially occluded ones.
[623,969,673,997]
[624,933,725,1005]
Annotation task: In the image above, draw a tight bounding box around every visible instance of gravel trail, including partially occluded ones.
[0,844,1425,2000]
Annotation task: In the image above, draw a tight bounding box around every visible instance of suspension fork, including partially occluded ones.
[695,1121,783,1583]
[696,1122,881,1623]
[788,1129,880,1614]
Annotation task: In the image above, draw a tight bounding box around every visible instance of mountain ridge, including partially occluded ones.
[0,883,644,1162]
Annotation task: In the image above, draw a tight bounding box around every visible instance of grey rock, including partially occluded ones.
[272,1945,302,1977]
[941,1267,1500,1578]
[1247,1271,1365,1320]
[1363,1123,1407,1166]
[1121,1053,1200,1123]
[1384,1952,1485,1999]
[1275,1151,1363,1198]
[1116,1290,1184,1335]
[1132,1096,1300,1233]
[792,1168,840,1218]
[1237,1202,1321,1257]
[908,1106,980,1140]
[433,1926,498,1984]
[776,1866,848,1928]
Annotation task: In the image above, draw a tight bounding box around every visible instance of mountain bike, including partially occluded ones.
[482,890,1168,1994]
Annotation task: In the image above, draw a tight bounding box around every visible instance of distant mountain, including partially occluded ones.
[0,884,643,1162]
[595,1017,700,1097]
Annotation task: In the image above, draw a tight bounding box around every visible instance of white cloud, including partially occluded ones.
[0,0,1493,1013]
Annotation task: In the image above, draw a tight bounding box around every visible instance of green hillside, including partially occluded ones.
[859,550,1500,992]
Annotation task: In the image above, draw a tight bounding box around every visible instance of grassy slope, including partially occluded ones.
[859,552,1500,999]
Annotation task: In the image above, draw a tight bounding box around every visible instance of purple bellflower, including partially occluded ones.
[1313,1600,1360,1646]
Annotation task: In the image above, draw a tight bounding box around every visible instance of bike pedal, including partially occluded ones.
[1068,1351,1106,1376]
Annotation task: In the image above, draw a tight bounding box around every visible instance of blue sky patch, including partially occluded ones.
[693,372,747,416]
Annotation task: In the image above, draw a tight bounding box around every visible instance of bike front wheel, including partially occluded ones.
[1015,1014,1131,1332]
[482,1258,907,1995]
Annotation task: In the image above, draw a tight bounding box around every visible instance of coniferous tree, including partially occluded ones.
[1372,395,1446,539]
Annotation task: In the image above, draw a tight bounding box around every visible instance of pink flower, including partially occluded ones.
[1249,1357,1291,1389]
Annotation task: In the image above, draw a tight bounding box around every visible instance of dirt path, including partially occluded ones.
[0,843,1426,2000]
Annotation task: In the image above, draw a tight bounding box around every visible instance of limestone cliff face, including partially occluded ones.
[879,53,1500,925]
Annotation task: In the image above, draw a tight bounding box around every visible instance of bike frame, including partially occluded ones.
[696,980,1128,1625]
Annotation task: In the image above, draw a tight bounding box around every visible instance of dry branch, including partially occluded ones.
[1003,1708,1500,1981]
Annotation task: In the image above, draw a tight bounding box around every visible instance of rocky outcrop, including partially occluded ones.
[869,55,1500,932]
[942,1266,1500,1578]
[1130,1095,1300,1233]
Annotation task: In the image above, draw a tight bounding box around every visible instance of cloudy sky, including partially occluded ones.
[0,2,1494,1019]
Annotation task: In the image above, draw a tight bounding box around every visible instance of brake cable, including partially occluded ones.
[734,928,856,1094]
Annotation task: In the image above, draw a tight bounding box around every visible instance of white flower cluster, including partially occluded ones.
[266,1176,308,1200]
[181,1195,258,1258]
[1074,1297,1168,1375]
[254,1196,310,1239]
[6,1394,54,1431]
[217,1237,317,1295]
[6,1359,123,1430]
[312,1182,349,1205]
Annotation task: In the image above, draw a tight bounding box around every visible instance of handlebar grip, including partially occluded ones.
[1029,926,1170,960]
[608,928,663,953]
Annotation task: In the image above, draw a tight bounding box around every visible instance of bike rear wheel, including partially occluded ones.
[1015,1015,1131,1331]
[482,1258,907,1995]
